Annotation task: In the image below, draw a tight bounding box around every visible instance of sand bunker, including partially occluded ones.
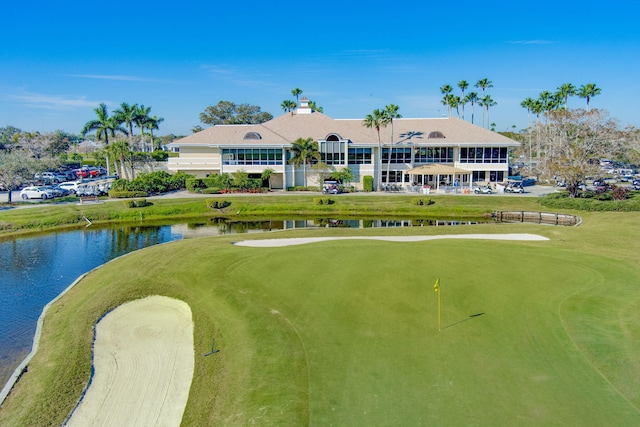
[234,233,548,247]
[65,295,194,427]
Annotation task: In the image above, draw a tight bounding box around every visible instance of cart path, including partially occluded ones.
[234,233,549,247]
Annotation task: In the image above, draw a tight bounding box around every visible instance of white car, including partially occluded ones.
[20,186,55,200]
[58,181,80,194]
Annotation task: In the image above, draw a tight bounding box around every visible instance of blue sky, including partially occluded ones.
[2,0,639,136]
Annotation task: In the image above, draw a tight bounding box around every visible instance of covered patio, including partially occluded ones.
[404,164,472,194]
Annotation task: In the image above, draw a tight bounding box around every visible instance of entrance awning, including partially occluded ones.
[406,164,470,175]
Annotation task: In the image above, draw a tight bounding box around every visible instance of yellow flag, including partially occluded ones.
[434,278,440,292]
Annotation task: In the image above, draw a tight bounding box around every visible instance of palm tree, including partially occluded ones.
[261,168,275,190]
[291,88,303,105]
[556,83,576,109]
[383,104,402,186]
[147,116,164,150]
[520,97,535,126]
[308,100,323,113]
[363,109,388,190]
[81,103,125,175]
[465,92,479,125]
[479,95,496,129]
[475,79,493,126]
[113,102,138,145]
[281,99,296,113]
[288,137,320,187]
[439,84,453,116]
[458,80,469,119]
[578,83,601,111]
[108,140,132,180]
[135,105,152,151]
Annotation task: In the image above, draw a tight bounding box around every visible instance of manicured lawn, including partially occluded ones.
[1,217,639,426]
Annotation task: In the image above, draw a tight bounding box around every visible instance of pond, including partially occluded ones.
[0,217,485,389]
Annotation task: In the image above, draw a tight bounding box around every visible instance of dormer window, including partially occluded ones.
[428,131,445,139]
[243,132,262,140]
[326,134,340,141]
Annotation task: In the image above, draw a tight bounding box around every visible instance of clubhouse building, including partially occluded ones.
[167,98,519,192]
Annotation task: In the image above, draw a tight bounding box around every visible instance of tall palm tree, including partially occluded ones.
[383,104,402,186]
[439,84,453,117]
[458,80,469,120]
[113,102,138,145]
[81,103,125,175]
[288,137,320,187]
[291,88,303,105]
[475,79,493,126]
[281,99,296,113]
[479,95,496,129]
[578,83,601,111]
[108,140,132,180]
[520,97,535,127]
[363,109,388,190]
[465,92,479,125]
[135,105,152,151]
[147,116,164,150]
[556,83,576,109]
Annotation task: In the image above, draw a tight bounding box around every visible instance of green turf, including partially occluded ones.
[1,222,640,426]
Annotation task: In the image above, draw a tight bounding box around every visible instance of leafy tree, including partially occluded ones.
[199,101,273,125]
[191,125,204,133]
[231,169,251,189]
[363,109,388,190]
[0,125,22,150]
[0,150,36,202]
[540,109,619,197]
[288,137,320,187]
[81,103,126,175]
[578,83,602,111]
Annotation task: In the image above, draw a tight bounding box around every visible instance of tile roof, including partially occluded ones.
[171,111,517,147]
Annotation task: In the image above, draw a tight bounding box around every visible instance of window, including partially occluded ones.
[428,131,445,139]
[459,147,507,163]
[382,147,412,163]
[414,147,454,163]
[222,148,283,165]
[243,132,262,140]
[348,147,372,164]
[320,140,345,165]
[381,171,403,183]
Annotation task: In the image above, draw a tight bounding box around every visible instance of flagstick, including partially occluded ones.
[437,286,441,332]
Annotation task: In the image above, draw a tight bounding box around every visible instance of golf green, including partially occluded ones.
[1,233,639,426]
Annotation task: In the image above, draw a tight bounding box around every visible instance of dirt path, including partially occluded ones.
[65,296,194,427]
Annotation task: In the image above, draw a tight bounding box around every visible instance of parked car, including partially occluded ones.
[47,185,70,197]
[34,171,64,183]
[58,181,80,194]
[20,186,55,200]
[473,185,492,194]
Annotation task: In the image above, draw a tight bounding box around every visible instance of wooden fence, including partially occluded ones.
[492,211,581,226]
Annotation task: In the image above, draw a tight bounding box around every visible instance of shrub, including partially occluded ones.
[108,190,149,198]
[123,199,153,208]
[201,187,222,194]
[412,198,434,206]
[363,176,374,192]
[611,185,630,201]
[206,199,231,209]
[312,197,334,205]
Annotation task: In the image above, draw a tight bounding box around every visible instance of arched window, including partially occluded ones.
[326,134,340,141]
[243,132,262,140]
[428,131,445,139]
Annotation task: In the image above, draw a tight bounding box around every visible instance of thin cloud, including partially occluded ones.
[7,92,103,110]
[507,40,554,45]
[67,74,171,83]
